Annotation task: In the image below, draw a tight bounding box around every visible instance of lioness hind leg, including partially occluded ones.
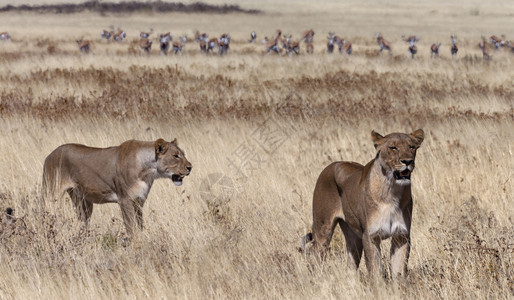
[67,189,93,223]
[311,218,338,258]
[339,220,363,270]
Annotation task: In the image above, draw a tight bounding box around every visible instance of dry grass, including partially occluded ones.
[0,1,513,299]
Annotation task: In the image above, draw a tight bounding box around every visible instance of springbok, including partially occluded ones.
[340,39,352,55]
[172,35,187,55]
[160,32,172,55]
[282,35,300,56]
[264,30,282,55]
[0,32,11,41]
[301,29,314,54]
[199,36,208,53]
[327,32,340,53]
[376,33,392,55]
[249,31,257,43]
[76,39,90,53]
[218,33,231,55]
[490,35,506,49]
[140,38,152,53]
[301,29,315,43]
[207,37,218,53]
[479,37,491,60]
[430,43,441,58]
[402,35,420,46]
[451,35,458,57]
[101,29,114,41]
[140,29,153,39]
[194,30,208,42]
[408,44,418,58]
[113,30,126,42]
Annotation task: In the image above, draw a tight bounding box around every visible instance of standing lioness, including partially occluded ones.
[301,129,424,280]
[42,138,192,236]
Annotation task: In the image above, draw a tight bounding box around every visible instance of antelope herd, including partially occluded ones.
[1,29,512,59]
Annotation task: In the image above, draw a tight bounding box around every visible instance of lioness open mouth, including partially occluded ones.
[172,174,184,186]
[394,170,411,181]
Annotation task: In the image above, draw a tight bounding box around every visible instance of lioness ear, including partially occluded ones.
[410,129,425,146]
[171,138,178,145]
[371,130,384,149]
[155,138,169,155]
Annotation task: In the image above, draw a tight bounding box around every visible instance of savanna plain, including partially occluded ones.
[0,0,512,298]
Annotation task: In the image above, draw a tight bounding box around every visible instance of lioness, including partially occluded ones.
[42,138,192,236]
[300,129,424,280]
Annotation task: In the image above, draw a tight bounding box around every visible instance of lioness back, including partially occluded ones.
[43,143,119,199]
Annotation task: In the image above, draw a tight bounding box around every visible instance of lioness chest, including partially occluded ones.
[367,202,408,239]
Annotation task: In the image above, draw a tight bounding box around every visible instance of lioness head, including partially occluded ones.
[371,129,424,185]
[155,138,192,186]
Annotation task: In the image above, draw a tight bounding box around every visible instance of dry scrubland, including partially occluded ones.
[0,0,513,298]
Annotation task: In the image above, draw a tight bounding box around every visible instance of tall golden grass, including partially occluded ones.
[0,1,512,298]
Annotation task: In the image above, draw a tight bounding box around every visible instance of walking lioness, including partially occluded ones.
[301,129,424,280]
[42,138,192,236]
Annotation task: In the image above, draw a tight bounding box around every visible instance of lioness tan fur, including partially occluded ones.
[301,129,424,280]
[42,138,192,236]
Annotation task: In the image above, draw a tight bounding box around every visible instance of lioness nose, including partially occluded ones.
[186,166,192,173]
[401,160,413,166]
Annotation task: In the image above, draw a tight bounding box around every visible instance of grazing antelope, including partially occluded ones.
[194,30,208,42]
[0,32,11,41]
[340,39,352,55]
[113,30,126,42]
[282,35,300,56]
[402,35,420,46]
[327,32,340,53]
[301,29,314,54]
[218,33,231,55]
[479,37,491,60]
[140,38,152,53]
[140,29,153,39]
[489,35,506,49]
[199,36,208,53]
[172,35,187,55]
[160,32,172,55]
[249,31,257,43]
[207,38,219,54]
[376,33,392,55]
[301,29,315,43]
[430,43,441,58]
[264,30,282,55]
[451,35,458,57]
[76,39,90,53]
[408,44,418,58]
[101,29,114,41]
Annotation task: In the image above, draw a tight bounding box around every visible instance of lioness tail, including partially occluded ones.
[298,232,313,252]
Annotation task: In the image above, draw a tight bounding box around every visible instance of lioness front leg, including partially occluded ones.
[390,234,410,279]
[119,199,138,237]
[362,232,382,279]
[339,220,363,270]
[134,199,145,230]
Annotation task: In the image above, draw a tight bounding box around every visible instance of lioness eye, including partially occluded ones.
[174,154,180,159]
[389,146,398,150]
[409,145,416,149]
